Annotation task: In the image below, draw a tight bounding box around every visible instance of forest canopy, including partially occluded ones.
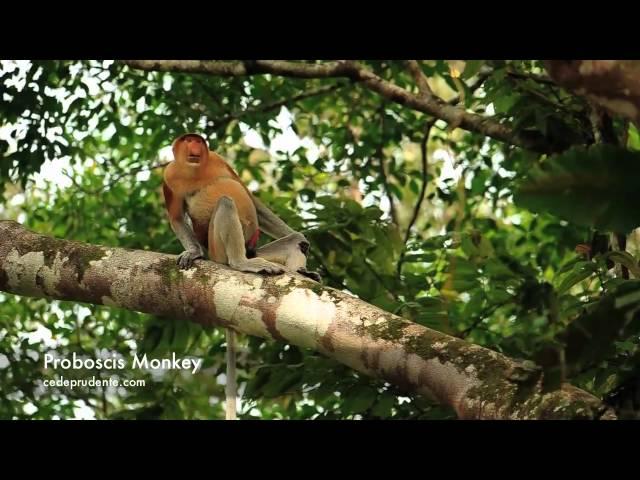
[1,60,640,420]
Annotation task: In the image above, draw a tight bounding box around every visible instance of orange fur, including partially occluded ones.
[163,134,260,258]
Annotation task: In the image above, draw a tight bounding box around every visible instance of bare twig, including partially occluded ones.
[621,119,630,147]
[210,82,346,129]
[405,60,434,98]
[396,120,436,277]
[66,161,170,196]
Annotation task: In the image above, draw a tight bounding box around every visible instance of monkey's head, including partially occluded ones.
[172,133,209,166]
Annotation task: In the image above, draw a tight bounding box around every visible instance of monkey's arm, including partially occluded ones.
[163,182,206,269]
[252,195,322,282]
[252,195,298,239]
[222,159,298,239]
[171,213,207,269]
[221,160,321,280]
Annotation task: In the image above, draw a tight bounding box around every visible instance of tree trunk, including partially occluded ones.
[0,220,615,419]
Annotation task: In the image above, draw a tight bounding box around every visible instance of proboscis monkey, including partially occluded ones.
[162,133,320,420]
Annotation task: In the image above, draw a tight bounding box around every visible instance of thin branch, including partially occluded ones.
[447,70,493,106]
[405,60,434,98]
[508,75,572,112]
[589,106,604,144]
[102,383,108,418]
[123,60,553,153]
[210,82,346,129]
[66,161,170,196]
[364,258,400,303]
[309,252,345,289]
[396,120,436,277]
[396,76,481,277]
[458,301,509,338]
[621,119,630,148]
[505,70,556,86]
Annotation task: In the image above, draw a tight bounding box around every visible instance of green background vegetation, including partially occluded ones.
[1,60,639,419]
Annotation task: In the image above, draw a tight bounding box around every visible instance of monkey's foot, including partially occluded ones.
[298,268,322,282]
[177,250,204,269]
[231,258,285,275]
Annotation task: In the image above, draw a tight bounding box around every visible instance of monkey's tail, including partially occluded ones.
[225,328,238,420]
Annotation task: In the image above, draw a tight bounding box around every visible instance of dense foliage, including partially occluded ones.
[1,60,639,420]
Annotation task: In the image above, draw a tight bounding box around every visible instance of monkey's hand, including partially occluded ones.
[296,238,322,282]
[177,247,206,269]
[297,238,308,253]
[298,268,322,282]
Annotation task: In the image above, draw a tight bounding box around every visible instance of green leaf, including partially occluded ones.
[371,394,396,418]
[557,257,587,275]
[402,252,437,263]
[416,296,447,310]
[556,262,597,294]
[514,145,640,233]
[628,123,640,151]
[614,285,640,309]
[140,325,163,355]
[486,288,514,304]
[602,251,640,278]
[534,110,549,137]
[170,321,190,354]
[451,278,479,292]
[561,290,640,375]
[493,94,518,114]
[470,170,490,196]
[244,368,271,399]
[261,369,302,398]
[341,385,377,414]
[484,259,515,280]
[155,321,175,355]
[462,60,484,80]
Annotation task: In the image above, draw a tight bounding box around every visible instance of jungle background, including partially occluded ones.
[1,59,639,420]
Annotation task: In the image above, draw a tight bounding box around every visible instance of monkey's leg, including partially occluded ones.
[209,197,283,421]
[256,233,321,282]
[210,196,284,274]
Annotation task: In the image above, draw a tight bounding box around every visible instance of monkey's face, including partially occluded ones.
[173,134,208,166]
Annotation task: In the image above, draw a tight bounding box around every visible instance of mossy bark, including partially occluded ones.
[0,221,616,419]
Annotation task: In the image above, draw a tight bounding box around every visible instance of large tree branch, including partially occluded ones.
[0,221,614,419]
[544,60,640,127]
[122,60,553,153]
